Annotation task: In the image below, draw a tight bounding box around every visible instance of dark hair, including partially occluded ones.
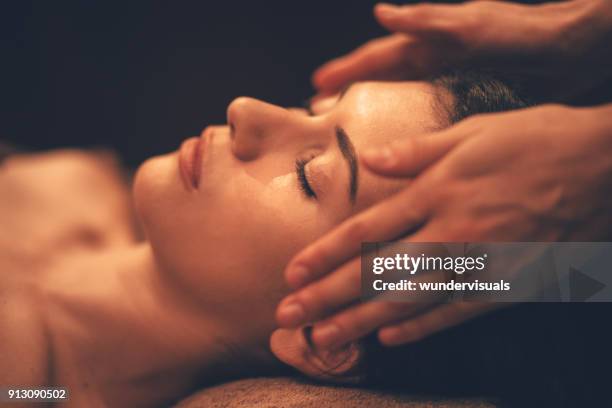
[430,69,531,125]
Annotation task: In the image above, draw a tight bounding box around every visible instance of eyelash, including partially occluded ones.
[295,100,317,199]
[295,157,317,199]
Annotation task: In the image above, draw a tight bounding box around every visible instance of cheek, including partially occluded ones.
[133,153,213,286]
[137,167,324,312]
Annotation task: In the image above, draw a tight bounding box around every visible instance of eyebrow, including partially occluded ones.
[335,126,358,204]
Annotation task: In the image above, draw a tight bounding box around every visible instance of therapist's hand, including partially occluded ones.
[275,103,612,347]
[313,0,612,101]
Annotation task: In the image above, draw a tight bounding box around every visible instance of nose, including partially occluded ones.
[226,96,310,161]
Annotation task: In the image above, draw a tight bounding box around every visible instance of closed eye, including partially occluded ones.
[295,158,317,199]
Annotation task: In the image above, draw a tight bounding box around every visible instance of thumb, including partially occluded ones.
[361,125,471,177]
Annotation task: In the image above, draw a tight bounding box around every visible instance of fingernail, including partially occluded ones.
[278,302,306,327]
[362,146,396,168]
[313,323,340,348]
[287,265,310,288]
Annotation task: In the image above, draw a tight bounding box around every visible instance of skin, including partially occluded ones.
[0,81,445,406]
[274,0,612,352]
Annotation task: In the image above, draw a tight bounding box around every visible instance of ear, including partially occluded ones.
[270,326,365,384]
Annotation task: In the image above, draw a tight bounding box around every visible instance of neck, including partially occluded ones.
[42,243,279,407]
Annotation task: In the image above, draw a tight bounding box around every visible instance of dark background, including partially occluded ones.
[1,0,550,167]
[2,0,388,166]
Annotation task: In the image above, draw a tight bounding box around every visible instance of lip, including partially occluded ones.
[178,135,204,191]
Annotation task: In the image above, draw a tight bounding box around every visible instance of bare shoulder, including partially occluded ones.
[1,147,129,185]
[0,287,49,386]
[0,148,138,259]
[0,148,132,211]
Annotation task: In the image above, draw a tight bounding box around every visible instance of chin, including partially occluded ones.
[132,152,208,274]
[132,153,182,238]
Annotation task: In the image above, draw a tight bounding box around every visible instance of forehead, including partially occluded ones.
[339,81,440,149]
[305,81,443,215]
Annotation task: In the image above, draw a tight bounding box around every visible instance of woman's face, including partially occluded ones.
[133,81,442,337]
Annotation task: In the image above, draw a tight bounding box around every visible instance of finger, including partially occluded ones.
[284,182,432,289]
[375,2,468,36]
[312,34,414,93]
[361,123,473,177]
[276,257,361,328]
[313,1,481,93]
[278,241,450,329]
[310,266,453,349]
[310,300,434,350]
[378,302,498,346]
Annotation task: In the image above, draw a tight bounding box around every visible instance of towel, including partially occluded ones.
[175,377,496,408]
